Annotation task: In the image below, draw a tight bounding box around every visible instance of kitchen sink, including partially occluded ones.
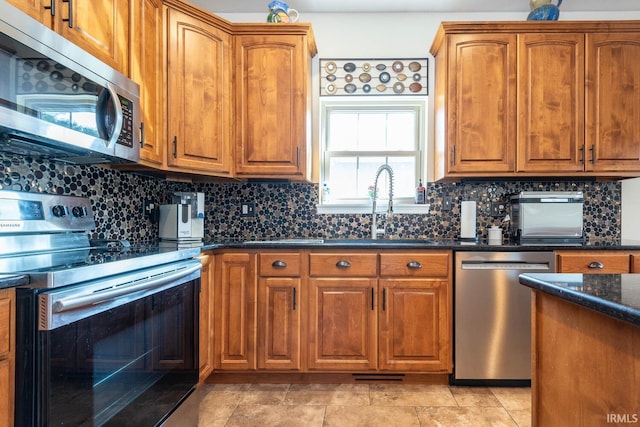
[322,239,439,246]
[241,239,326,245]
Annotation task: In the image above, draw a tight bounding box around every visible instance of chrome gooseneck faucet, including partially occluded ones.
[371,164,394,239]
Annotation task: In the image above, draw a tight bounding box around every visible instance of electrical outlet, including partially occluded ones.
[240,203,255,217]
[491,201,506,217]
[443,196,453,211]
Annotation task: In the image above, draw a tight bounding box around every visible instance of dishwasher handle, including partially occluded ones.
[461,261,552,271]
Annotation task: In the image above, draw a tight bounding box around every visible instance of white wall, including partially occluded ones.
[622,178,640,240]
[210,9,640,182]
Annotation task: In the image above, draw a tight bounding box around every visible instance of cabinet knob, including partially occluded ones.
[407,261,423,269]
[588,261,604,269]
[336,260,351,268]
[272,260,287,268]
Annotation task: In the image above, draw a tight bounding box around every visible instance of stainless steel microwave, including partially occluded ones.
[0,2,140,164]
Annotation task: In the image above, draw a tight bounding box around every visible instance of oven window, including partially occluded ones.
[42,280,198,426]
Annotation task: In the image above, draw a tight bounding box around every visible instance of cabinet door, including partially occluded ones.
[308,278,377,370]
[5,0,52,25]
[215,253,256,370]
[131,0,163,166]
[257,277,300,370]
[197,254,214,383]
[0,290,14,427]
[379,279,451,372]
[445,33,517,174]
[166,8,233,174]
[517,33,585,173]
[586,33,640,173]
[54,0,130,74]
[235,34,308,178]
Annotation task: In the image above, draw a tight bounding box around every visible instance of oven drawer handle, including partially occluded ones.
[52,263,201,314]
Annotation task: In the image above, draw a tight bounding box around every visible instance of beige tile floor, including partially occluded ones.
[197,383,531,427]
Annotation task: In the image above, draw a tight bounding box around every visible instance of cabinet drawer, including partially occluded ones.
[632,254,640,273]
[309,253,377,277]
[556,253,630,274]
[259,253,301,277]
[380,252,450,277]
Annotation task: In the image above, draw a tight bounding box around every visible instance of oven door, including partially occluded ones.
[15,260,200,427]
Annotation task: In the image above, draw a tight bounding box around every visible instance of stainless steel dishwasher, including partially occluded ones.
[453,251,555,385]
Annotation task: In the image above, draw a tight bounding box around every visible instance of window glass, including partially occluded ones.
[321,99,426,204]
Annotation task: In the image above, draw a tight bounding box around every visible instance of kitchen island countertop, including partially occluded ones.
[519,273,640,327]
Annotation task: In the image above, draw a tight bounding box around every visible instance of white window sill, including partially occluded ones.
[316,203,431,215]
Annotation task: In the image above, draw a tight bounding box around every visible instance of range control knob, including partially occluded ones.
[71,206,85,217]
[51,205,66,217]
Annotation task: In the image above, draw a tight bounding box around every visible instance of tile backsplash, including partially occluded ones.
[0,153,621,245]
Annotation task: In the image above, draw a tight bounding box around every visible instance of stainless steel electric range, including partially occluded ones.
[0,190,201,426]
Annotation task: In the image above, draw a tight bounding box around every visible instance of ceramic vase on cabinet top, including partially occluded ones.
[527,0,562,20]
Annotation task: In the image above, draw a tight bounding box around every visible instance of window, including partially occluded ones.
[320,97,426,209]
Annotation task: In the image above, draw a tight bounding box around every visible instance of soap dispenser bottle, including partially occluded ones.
[415,179,426,204]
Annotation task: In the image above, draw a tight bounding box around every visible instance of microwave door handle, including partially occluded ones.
[96,83,124,148]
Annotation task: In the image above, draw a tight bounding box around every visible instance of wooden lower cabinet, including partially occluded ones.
[211,249,452,375]
[379,279,450,372]
[633,253,640,273]
[0,289,14,427]
[308,278,378,371]
[307,251,452,373]
[556,250,631,273]
[214,252,256,370]
[197,253,214,383]
[257,277,301,370]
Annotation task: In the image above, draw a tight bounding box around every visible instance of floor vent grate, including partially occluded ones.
[352,373,405,382]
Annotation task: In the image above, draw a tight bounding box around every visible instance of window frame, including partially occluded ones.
[318,96,428,211]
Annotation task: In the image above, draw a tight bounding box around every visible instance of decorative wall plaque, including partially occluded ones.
[320,58,428,96]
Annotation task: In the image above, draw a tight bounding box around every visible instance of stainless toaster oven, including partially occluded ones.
[510,191,584,245]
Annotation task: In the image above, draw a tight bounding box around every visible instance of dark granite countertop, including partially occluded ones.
[519,273,640,327]
[0,274,29,289]
[199,238,640,251]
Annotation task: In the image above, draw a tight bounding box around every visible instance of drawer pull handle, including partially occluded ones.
[588,261,604,269]
[336,260,351,268]
[272,260,287,268]
[407,261,423,269]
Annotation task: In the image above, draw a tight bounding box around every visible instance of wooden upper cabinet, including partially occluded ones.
[166,8,233,175]
[56,0,130,74]
[444,33,517,175]
[431,21,640,180]
[586,33,640,173]
[234,26,317,179]
[131,0,163,166]
[5,0,51,25]
[517,33,585,173]
[7,0,130,74]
